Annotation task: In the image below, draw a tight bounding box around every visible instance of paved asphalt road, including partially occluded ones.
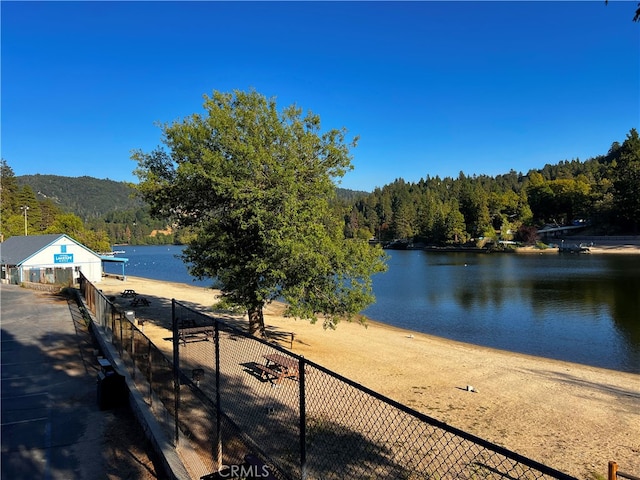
[1,284,163,480]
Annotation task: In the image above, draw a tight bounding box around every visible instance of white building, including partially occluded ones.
[1,234,106,284]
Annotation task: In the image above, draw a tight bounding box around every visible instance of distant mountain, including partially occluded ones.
[336,187,369,201]
[17,174,143,220]
[16,174,369,221]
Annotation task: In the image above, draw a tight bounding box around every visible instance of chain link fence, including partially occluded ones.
[80,273,578,480]
[80,275,178,444]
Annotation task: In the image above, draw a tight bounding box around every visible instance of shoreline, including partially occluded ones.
[516,244,640,254]
[97,275,640,479]
[388,244,640,254]
[101,272,637,374]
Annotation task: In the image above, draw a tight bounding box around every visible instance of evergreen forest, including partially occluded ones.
[2,128,638,251]
[340,129,640,247]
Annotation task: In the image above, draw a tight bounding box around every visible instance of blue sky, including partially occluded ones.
[2,1,638,192]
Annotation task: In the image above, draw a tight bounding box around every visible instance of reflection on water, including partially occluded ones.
[106,246,640,373]
[363,251,640,373]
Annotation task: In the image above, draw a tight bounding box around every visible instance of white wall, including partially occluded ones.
[23,236,103,283]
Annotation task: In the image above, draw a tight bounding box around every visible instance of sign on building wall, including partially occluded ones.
[54,253,74,264]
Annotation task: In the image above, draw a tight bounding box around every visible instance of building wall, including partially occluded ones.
[22,237,103,283]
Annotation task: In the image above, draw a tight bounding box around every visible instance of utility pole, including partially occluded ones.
[20,205,29,236]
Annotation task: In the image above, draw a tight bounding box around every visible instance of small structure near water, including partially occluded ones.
[558,243,590,254]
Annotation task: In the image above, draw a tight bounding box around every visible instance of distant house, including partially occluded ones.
[536,224,587,240]
[0,234,105,285]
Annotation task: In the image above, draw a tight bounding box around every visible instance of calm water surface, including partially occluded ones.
[105,246,640,373]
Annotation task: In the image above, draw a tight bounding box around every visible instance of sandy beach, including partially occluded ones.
[516,243,640,255]
[95,265,640,480]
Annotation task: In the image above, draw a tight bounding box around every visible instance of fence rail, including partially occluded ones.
[79,273,585,480]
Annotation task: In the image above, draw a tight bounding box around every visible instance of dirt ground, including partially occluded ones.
[97,264,640,480]
[101,406,168,480]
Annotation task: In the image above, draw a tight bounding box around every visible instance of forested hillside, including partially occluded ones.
[337,128,640,245]
[16,174,142,219]
[3,128,639,248]
[6,171,172,246]
[2,163,113,251]
[3,165,368,246]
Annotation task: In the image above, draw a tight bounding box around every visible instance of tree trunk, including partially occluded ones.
[247,304,266,337]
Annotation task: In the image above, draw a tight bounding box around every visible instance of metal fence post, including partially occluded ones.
[299,356,306,480]
[130,324,136,381]
[172,298,180,446]
[119,313,124,356]
[147,338,153,407]
[215,320,222,470]
[609,461,618,480]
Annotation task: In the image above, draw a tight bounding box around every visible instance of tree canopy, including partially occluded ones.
[7,125,639,253]
[0,160,112,252]
[132,90,388,334]
[338,128,640,245]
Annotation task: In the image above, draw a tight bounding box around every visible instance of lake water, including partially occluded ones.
[104,245,640,373]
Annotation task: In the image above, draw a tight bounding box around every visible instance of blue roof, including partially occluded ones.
[100,256,129,263]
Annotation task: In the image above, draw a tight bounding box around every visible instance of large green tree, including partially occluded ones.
[612,128,640,232]
[133,90,387,334]
[44,213,112,252]
[1,160,19,239]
